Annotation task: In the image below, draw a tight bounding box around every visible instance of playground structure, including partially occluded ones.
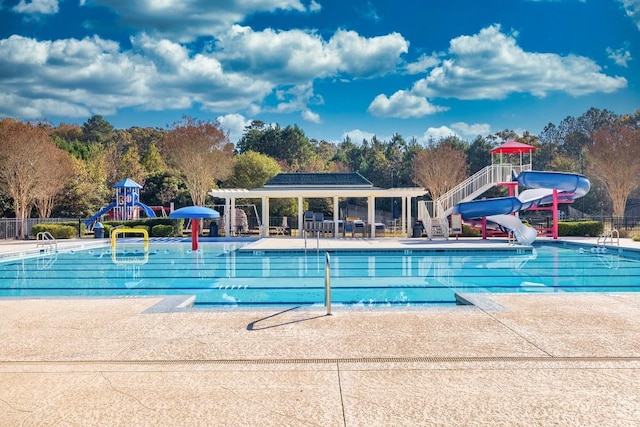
[85,178,156,228]
[421,140,591,244]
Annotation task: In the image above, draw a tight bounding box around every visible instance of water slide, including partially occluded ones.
[84,202,118,228]
[453,171,591,245]
[84,201,157,228]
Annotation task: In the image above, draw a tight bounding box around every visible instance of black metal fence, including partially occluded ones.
[0,218,82,240]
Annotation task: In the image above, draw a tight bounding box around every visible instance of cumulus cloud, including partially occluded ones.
[368,90,447,118]
[215,26,408,82]
[342,129,377,144]
[82,0,313,42]
[450,122,491,138]
[12,0,59,14]
[607,46,632,67]
[405,53,440,74]
[413,24,627,99]
[216,113,251,143]
[619,0,640,30]
[301,110,321,123]
[422,126,457,142]
[0,34,272,119]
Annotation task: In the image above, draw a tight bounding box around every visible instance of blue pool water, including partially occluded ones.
[1,241,639,307]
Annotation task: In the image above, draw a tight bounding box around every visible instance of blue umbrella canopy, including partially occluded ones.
[169,206,220,219]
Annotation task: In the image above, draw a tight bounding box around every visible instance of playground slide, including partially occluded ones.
[135,202,156,219]
[84,202,117,227]
[453,171,591,245]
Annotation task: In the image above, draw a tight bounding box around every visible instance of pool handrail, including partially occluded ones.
[111,227,149,250]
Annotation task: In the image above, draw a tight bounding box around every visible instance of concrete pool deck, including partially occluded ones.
[1,236,639,425]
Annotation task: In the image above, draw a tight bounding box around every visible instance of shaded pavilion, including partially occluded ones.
[490,140,536,170]
[208,173,426,238]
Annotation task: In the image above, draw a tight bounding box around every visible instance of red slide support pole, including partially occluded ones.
[191,219,199,250]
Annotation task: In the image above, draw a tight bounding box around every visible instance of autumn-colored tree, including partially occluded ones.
[162,117,234,206]
[587,122,640,216]
[0,119,63,236]
[411,140,468,202]
[33,145,74,218]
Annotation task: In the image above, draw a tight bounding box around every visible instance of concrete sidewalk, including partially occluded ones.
[1,237,639,425]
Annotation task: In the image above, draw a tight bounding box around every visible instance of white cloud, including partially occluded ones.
[606,46,632,67]
[12,0,59,14]
[450,122,491,138]
[328,30,408,77]
[216,113,251,143]
[309,0,322,12]
[0,34,273,119]
[405,53,440,74]
[422,126,457,143]
[215,27,408,82]
[368,90,447,118]
[412,24,627,100]
[619,0,640,30]
[301,109,321,123]
[342,129,376,144]
[82,0,311,42]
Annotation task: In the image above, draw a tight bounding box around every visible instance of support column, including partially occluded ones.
[297,196,304,238]
[333,196,339,238]
[224,198,231,237]
[404,196,411,237]
[368,196,375,238]
[262,196,270,237]
[230,198,236,236]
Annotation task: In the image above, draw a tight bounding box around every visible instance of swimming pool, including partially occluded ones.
[1,241,639,307]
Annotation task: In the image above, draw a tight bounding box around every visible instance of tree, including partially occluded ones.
[412,140,468,202]
[587,121,640,216]
[33,144,74,218]
[82,115,114,145]
[162,117,234,206]
[0,120,60,236]
[224,151,280,189]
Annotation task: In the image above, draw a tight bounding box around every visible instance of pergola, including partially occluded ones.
[208,173,427,238]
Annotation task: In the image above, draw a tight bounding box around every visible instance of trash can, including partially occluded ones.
[412,221,423,238]
[94,222,104,239]
[209,221,218,237]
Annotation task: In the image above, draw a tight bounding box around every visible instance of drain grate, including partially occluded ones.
[1,356,639,366]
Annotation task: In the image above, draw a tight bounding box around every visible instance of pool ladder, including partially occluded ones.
[597,228,619,247]
[36,231,57,253]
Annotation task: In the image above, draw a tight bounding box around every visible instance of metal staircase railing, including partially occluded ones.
[418,163,532,239]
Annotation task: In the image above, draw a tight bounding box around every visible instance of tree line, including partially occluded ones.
[1,107,639,234]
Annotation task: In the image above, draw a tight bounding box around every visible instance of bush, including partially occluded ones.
[104,218,182,236]
[460,224,482,237]
[132,225,150,234]
[31,223,77,239]
[151,224,173,237]
[557,220,603,237]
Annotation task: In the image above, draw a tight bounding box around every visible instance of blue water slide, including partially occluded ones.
[84,201,117,228]
[453,171,590,219]
[135,202,157,219]
[452,171,590,245]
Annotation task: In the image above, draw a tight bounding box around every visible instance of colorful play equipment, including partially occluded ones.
[169,206,220,250]
[85,178,156,228]
[453,141,591,245]
[110,227,149,250]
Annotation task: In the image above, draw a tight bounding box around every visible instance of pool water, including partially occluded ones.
[1,242,639,307]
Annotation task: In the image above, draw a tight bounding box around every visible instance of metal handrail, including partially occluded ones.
[36,231,57,253]
[597,229,619,246]
[325,252,332,315]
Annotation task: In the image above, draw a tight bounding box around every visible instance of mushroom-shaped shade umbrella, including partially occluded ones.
[169,206,220,250]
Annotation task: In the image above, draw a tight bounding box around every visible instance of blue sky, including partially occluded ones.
[1,0,638,144]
